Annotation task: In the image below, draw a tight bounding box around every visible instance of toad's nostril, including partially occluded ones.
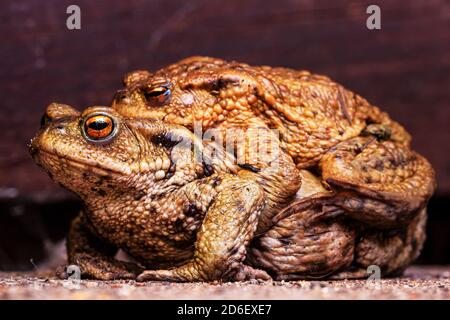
[29,145,38,157]
[113,90,127,102]
[40,113,52,128]
[28,139,40,162]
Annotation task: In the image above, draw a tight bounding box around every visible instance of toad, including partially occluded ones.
[30,99,434,281]
[111,57,436,278]
[29,104,288,281]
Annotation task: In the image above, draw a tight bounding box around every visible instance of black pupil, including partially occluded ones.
[88,119,109,131]
[145,87,168,98]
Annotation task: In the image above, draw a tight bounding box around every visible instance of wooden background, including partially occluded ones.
[0,0,449,269]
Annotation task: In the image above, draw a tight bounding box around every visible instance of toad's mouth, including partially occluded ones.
[33,149,128,176]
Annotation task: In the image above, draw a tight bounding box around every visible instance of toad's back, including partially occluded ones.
[148,56,411,168]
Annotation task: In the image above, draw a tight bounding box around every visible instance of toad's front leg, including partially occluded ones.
[137,176,267,282]
[63,213,143,280]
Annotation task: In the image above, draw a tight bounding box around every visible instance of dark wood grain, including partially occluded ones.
[0,0,449,200]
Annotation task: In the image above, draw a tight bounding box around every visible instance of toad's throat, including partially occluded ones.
[36,149,128,176]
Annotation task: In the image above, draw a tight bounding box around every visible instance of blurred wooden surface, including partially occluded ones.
[0,0,449,200]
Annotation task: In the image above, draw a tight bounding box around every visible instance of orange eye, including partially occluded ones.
[142,84,171,105]
[82,113,117,143]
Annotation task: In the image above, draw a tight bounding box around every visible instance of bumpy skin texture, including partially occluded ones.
[31,104,274,281]
[109,56,436,279]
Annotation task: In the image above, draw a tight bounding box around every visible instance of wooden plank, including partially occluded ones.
[0,0,448,200]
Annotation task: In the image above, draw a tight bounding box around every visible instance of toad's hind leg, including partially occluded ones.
[356,207,426,275]
[247,194,356,280]
[247,168,428,280]
[320,136,435,228]
[330,208,427,279]
[247,196,427,281]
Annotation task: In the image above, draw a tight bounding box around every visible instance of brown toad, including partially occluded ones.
[30,100,433,281]
[30,104,283,281]
[112,57,435,227]
[110,56,436,279]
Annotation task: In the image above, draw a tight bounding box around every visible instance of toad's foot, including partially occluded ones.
[59,254,142,281]
[137,263,271,282]
[231,264,272,282]
[136,263,198,282]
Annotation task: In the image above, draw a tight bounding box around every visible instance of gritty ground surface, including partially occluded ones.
[1,266,450,300]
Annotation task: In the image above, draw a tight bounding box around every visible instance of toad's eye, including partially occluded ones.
[82,113,117,144]
[142,84,171,105]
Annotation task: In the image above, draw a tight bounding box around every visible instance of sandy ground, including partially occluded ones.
[1,266,449,300]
